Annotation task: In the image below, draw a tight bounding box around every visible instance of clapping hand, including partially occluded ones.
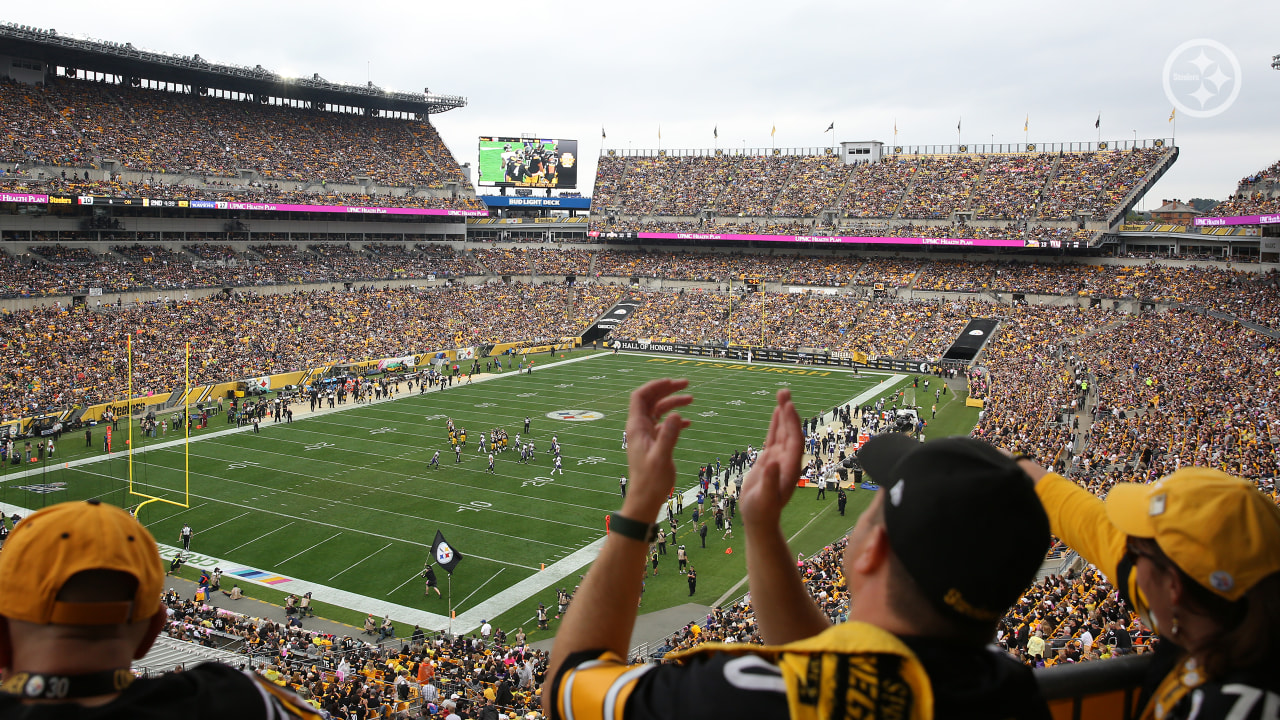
[624,378,694,514]
[739,389,804,531]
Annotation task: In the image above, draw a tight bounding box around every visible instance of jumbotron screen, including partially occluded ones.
[477,136,578,189]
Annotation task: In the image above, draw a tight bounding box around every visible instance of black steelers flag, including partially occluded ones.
[431,530,464,575]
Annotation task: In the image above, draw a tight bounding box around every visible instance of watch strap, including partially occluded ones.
[609,512,658,543]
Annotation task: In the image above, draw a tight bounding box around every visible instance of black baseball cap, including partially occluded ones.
[857,433,1049,627]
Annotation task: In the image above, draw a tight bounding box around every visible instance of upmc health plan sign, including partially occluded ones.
[1194,214,1280,227]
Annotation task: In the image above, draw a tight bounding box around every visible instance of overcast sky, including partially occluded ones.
[10,1,1278,205]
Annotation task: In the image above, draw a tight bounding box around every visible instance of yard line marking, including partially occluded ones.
[454,537,605,629]
[127,449,584,546]
[713,503,844,608]
[454,569,505,610]
[162,502,209,521]
[278,532,343,566]
[49,353,891,632]
[199,510,252,535]
[388,569,427,596]
[0,354,608,485]
[330,543,392,581]
[197,439,621,515]
[846,374,908,410]
[223,522,295,555]
[9,349,857,486]
[67,465,540,571]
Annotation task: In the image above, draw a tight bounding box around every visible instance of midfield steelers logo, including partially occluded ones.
[546,410,605,422]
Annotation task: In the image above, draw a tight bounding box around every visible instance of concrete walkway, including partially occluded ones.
[531,602,712,654]
[164,571,370,641]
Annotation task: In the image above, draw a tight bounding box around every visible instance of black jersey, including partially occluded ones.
[550,622,1048,720]
[0,662,321,719]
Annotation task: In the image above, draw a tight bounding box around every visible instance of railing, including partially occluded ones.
[602,139,1174,158]
[1038,653,1149,720]
[0,22,465,112]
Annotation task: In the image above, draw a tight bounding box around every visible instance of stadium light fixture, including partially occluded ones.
[1273,53,1279,70]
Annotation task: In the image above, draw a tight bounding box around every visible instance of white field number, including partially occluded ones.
[457,501,492,513]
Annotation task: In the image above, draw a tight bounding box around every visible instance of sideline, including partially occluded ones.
[0,350,609,485]
[0,350,889,633]
[706,372,908,608]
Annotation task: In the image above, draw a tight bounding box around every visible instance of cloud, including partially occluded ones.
[8,0,1278,200]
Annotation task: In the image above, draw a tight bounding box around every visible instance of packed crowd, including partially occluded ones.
[1236,158,1280,187]
[648,538,849,656]
[1210,191,1280,217]
[0,174,483,212]
[0,242,486,298]
[588,249,858,286]
[0,284,621,421]
[7,247,1272,681]
[591,216,1038,240]
[614,291,972,359]
[1214,156,1280,215]
[1038,148,1167,221]
[589,148,1171,232]
[912,260,995,292]
[770,154,850,217]
[5,249,1280,421]
[471,248,594,277]
[969,155,1054,220]
[893,156,984,220]
[665,295,1280,669]
[161,592,548,718]
[1070,311,1277,481]
[0,77,472,189]
[111,243,180,263]
[183,243,241,261]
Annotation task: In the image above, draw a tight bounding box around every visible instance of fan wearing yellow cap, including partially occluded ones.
[0,499,320,718]
[1018,461,1280,720]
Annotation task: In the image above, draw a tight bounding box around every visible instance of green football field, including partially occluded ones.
[0,351,976,637]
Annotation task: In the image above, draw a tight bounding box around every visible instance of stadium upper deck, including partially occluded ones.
[0,76,470,190]
[588,144,1176,247]
[0,26,479,216]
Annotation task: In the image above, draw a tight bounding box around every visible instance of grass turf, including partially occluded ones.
[2,350,977,641]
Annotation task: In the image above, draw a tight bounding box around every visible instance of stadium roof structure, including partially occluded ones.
[0,22,466,116]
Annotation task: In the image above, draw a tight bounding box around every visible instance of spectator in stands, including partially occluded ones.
[1020,459,1280,719]
[0,499,319,717]
[546,381,1052,719]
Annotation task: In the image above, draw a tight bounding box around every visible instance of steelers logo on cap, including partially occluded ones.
[889,480,905,507]
[1209,571,1234,593]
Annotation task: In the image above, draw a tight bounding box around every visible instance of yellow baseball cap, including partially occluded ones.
[0,500,163,625]
[1105,468,1280,601]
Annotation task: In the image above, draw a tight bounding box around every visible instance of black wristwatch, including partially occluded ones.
[610,512,659,543]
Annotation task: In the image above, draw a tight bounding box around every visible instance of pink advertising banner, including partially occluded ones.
[218,201,485,217]
[589,230,1027,247]
[1193,214,1280,227]
[0,193,49,204]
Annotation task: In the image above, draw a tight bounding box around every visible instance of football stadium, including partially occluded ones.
[0,11,1277,720]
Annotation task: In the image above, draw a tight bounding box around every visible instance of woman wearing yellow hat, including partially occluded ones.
[1018,460,1280,720]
